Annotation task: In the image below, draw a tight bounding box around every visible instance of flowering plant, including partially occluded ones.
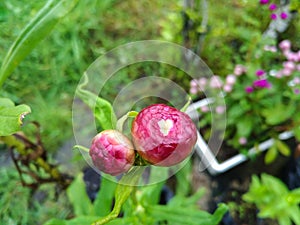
[190,38,300,163]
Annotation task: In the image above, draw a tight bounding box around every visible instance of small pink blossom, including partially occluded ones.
[283,61,296,70]
[190,79,198,88]
[294,89,300,95]
[270,13,277,20]
[223,84,233,92]
[282,68,293,76]
[226,74,236,85]
[269,3,277,10]
[253,79,271,88]
[210,75,223,88]
[256,69,265,77]
[216,106,226,114]
[279,40,291,51]
[234,64,247,76]
[190,87,198,94]
[287,52,299,62]
[264,45,277,52]
[293,77,300,84]
[200,105,210,113]
[245,86,254,93]
[239,137,247,145]
[275,71,283,78]
[198,77,208,90]
[280,12,288,20]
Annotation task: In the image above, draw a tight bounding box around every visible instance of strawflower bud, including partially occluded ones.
[89,130,135,176]
[131,104,197,166]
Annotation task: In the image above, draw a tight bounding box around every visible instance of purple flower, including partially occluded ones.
[280,12,288,20]
[245,86,254,93]
[269,3,277,10]
[294,89,300,95]
[256,69,265,77]
[260,0,269,4]
[270,13,277,20]
[253,79,272,88]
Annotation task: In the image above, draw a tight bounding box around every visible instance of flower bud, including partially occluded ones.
[89,130,135,176]
[131,104,197,167]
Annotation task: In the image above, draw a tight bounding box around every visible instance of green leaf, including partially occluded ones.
[0,102,31,136]
[76,73,117,130]
[293,126,300,141]
[275,139,290,157]
[0,0,79,87]
[67,173,93,217]
[43,218,67,225]
[264,145,278,164]
[147,203,228,225]
[94,177,117,217]
[67,217,100,225]
[236,117,253,138]
[261,104,295,125]
[0,97,14,108]
[175,160,192,196]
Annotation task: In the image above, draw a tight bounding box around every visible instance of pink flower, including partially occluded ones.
[294,89,300,95]
[223,84,233,92]
[293,77,300,84]
[260,0,269,4]
[216,106,226,114]
[210,75,223,88]
[226,74,236,85]
[282,68,292,76]
[269,3,277,10]
[270,13,277,20]
[239,137,247,145]
[234,64,247,76]
[279,40,291,51]
[198,77,208,90]
[283,61,296,70]
[131,104,197,166]
[256,69,265,77]
[253,79,271,88]
[280,12,288,20]
[200,105,210,113]
[89,130,135,176]
[190,79,198,88]
[275,70,283,78]
[245,86,254,93]
[190,87,198,94]
[264,45,277,52]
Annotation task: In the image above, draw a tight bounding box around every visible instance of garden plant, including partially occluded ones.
[0,0,300,225]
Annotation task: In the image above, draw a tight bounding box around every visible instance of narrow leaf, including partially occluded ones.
[275,139,291,157]
[0,0,79,87]
[264,145,278,164]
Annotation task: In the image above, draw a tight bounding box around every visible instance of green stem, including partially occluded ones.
[92,166,144,225]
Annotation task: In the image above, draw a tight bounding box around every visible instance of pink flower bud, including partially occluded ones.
[270,13,277,20]
[131,104,197,167]
[256,69,265,77]
[282,68,292,76]
[293,77,300,84]
[253,79,271,88]
[260,0,269,4]
[89,130,135,176]
[200,105,210,113]
[190,87,198,94]
[198,77,208,91]
[279,40,291,51]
